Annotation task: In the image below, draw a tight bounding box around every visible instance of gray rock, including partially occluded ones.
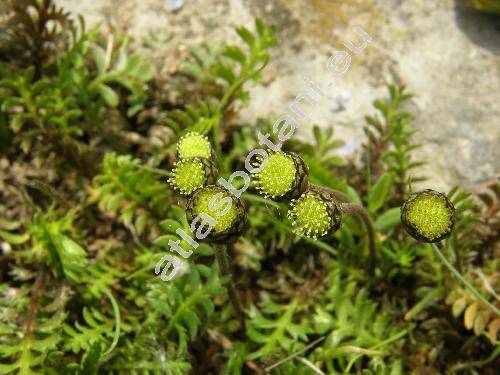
[57,0,499,191]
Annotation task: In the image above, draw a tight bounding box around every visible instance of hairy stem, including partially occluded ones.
[432,243,499,316]
[213,244,245,328]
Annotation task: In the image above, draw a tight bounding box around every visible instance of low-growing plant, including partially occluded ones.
[0,3,498,374]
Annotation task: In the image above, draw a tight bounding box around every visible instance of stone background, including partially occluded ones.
[58,0,499,191]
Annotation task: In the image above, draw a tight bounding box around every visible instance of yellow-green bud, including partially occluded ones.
[252,151,308,202]
[401,189,455,243]
[176,132,213,160]
[186,185,247,243]
[168,158,217,195]
[288,190,341,239]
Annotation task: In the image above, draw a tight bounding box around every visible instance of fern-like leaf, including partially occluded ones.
[63,308,115,354]
[146,264,225,350]
[90,153,170,237]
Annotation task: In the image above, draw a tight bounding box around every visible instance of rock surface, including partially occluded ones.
[57,0,499,191]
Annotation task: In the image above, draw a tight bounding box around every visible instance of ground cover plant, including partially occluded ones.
[0,1,498,374]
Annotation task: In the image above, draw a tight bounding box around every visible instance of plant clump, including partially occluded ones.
[401,189,455,242]
[252,151,308,201]
[1,4,498,372]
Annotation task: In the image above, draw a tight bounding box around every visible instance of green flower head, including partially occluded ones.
[186,185,247,243]
[176,132,212,160]
[252,151,308,202]
[401,189,455,243]
[168,158,217,196]
[288,190,341,239]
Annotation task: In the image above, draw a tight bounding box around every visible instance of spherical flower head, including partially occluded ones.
[401,189,455,243]
[288,190,341,239]
[168,158,217,195]
[186,185,247,243]
[176,132,212,159]
[252,151,308,202]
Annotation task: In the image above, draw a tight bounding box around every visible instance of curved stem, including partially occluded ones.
[339,203,377,278]
[308,184,377,277]
[308,183,350,203]
[213,244,245,328]
[431,243,500,316]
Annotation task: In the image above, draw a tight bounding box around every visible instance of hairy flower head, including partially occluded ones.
[252,151,308,201]
[401,189,455,242]
[176,132,212,159]
[288,190,341,239]
[186,185,247,243]
[168,158,217,195]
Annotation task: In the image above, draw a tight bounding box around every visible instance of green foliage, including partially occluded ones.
[0,66,84,154]
[90,153,170,236]
[146,264,226,349]
[468,0,500,14]
[0,282,68,374]
[0,0,71,73]
[367,172,393,214]
[313,270,410,373]
[364,85,425,203]
[179,18,275,108]
[447,187,482,265]
[379,240,417,277]
[0,16,152,166]
[288,125,346,190]
[246,298,310,360]
[165,18,276,154]
[63,308,114,354]
[87,37,153,115]
[1,207,87,284]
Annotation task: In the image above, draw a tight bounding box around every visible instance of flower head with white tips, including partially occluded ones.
[167,158,217,195]
[287,190,341,239]
[176,132,212,160]
[252,151,308,202]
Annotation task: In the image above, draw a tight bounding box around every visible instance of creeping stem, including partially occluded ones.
[310,184,376,276]
[213,244,245,327]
